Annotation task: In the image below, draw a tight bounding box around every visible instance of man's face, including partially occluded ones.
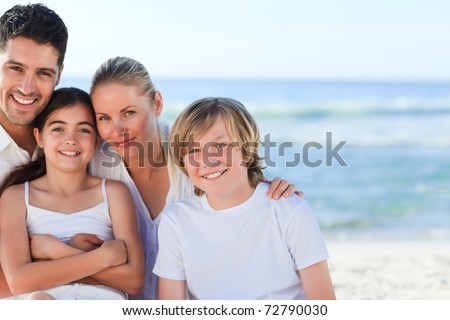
[0,36,62,126]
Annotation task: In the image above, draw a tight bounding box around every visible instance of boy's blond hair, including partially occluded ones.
[169,97,264,196]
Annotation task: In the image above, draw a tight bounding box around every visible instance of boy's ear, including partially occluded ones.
[33,128,44,148]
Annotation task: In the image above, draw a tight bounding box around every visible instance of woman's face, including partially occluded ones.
[91,83,162,162]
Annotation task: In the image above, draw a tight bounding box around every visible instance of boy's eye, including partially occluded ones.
[216,143,228,149]
[188,148,200,154]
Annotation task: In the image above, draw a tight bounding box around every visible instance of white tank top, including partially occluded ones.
[25,179,114,243]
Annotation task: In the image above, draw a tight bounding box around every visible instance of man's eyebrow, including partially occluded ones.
[5,59,57,75]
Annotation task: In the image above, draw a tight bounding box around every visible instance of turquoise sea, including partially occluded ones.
[60,77,450,241]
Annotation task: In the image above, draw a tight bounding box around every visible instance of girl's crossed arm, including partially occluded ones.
[0,185,127,295]
[28,181,145,295]
[84,180,145,295]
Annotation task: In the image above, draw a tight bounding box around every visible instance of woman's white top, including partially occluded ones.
[88,121,193,299]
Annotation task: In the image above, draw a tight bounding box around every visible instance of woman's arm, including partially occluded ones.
[0,185,127,295]
[84,180,145,295]
[159,278,187,300]
[298,260,336,300]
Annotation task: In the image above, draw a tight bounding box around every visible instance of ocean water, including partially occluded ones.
[60,78,450,241]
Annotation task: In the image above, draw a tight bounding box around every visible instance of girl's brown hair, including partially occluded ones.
[0,87,95,195]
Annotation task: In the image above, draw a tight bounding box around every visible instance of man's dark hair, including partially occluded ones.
[0,3,68,67]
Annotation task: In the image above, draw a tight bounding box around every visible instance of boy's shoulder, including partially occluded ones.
[161,194,202,217]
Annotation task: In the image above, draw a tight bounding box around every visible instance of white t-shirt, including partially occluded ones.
[153,183,329,300]
[88,121,194,300]
[0,125,38,184]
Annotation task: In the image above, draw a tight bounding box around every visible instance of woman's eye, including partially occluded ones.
[188,148,200,154]
[97,115,110,121]
[124,110,136,117]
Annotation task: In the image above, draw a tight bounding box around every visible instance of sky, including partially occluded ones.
[1,0,450,81]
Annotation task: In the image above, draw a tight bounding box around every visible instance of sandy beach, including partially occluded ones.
[327,239,450,300]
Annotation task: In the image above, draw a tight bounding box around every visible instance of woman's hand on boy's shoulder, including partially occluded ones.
[264,177,304,200]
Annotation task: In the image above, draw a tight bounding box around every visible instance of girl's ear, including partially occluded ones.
[33,128,44,148]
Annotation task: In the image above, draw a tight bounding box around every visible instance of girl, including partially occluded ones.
[154,97,335,300]
[0,87,144,299]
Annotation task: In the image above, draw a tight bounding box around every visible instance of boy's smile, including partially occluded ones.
[183,116,254,210]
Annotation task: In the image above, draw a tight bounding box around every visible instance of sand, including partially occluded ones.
[327,240,450,299]
[2,239,448,301]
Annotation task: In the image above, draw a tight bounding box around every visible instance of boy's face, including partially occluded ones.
[0,36,62,126]
[183,116,253,209]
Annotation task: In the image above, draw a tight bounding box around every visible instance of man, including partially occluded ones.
[0,3,68,298]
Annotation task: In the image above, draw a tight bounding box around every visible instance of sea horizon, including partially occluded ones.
[58,77,450,242]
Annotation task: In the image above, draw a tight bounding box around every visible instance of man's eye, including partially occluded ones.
[10,66,22,72]
[38,71,51,77]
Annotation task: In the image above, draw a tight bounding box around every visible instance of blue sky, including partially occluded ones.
[1,0,449,80]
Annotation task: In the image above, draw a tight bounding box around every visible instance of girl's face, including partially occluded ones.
[34,103,97,173]
[183,116,253,209]
[91,83,162,162]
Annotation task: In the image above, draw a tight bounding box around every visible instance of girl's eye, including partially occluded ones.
[52,127,63,132]
[79,128,91,134]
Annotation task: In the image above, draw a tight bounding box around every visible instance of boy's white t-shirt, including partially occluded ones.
[153,182,329,300]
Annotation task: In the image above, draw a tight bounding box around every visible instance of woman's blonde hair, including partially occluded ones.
[169,97,264,196]
[90,56,155,102]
